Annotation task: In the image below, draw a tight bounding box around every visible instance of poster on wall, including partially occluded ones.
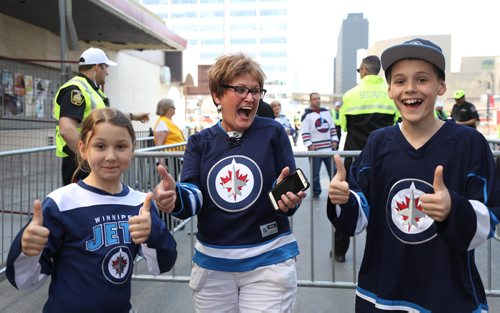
[35,78,51,118]
[2,70,24,116]
[14,73,26,96]
[2,70,14,95]
[24,75,35,116]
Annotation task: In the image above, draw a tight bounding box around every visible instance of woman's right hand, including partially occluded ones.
[21,200,50,256]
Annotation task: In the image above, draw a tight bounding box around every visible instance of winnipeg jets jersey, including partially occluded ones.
[301,107,338,150]
[173,117,300,272]
[7,181,177,313]
[327,121,500,312]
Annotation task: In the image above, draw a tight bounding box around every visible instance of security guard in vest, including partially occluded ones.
[54,47,149,185]
[334,55,399,262]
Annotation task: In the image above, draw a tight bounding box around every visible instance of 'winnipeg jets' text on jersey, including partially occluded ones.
[7,182,177,313]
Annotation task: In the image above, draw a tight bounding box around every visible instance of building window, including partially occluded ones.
[201,52,222,59]
[260,9,286,16]
[230,24,257,31]
[200,11,224,18]
[230,38,257,44]
[141,0,168,4]
[201,39,224,45]
[200,24,223,31]
[230,10,257,17]
[172,25,198,32]
[172,0,196,4]
[260,37,286,44]
[260,51,287,58]
[172,11,197,18]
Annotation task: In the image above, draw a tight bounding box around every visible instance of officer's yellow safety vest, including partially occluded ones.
[340,75,399,131]
[53,76,107,158]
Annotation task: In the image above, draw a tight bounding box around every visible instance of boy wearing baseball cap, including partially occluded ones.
[327,38,500,312]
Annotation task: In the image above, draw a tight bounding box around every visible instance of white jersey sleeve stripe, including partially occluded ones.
[140,245,160,275]
[468,199,491,250]
[13,253,48,290]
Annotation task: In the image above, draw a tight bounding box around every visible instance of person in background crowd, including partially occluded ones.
[153,53,306,312]
[7,108,177,313]
[271,99,294,136]
[153,98,186,153]
[293,111,301,146]
[434,99,448,120]
[301,92,339,199]
[451,89,479,128]
[256,98,274,118]
[53,47,149,186]
[331,101,342,141]
[335,55,399,263]
[328,37,500,312]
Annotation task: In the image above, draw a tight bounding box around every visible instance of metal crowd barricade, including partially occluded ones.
[1,142,499,298]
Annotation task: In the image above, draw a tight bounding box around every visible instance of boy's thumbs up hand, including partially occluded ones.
[21,200,50,256]
[328,155,350,204]
[154,165,177,214]
[129,192,153,244]
[420,166,452,222]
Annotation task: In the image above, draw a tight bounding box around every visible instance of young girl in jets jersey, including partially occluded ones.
[7,108,177,313]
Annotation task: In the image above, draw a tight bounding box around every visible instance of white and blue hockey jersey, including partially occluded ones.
[173,117,300,272]
[7,181,177,313]
[327,121,500,312]
[301,107,338,150]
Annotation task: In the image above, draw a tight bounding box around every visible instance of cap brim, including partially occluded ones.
[106,60,117,66]
[381,44,445,73]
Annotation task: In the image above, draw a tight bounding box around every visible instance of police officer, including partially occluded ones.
[54,47,149,185]
[450,89,479,129]
[335,55,399,262]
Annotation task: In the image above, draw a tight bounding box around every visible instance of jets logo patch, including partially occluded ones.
[207,155,262,213]
[70,89,84,106]
[314,117,330,133]
[102,246,132,284]
[386,179,437,244]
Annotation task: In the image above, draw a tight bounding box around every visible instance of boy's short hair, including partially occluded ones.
[381,38,445,81]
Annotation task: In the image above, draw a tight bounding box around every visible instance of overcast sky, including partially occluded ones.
[289,0,500,93]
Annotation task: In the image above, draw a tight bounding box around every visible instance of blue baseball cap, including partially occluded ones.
[381,38,445,77]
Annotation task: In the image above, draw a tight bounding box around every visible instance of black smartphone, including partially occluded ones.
[268,168,310,210]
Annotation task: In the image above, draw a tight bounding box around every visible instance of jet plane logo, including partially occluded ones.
[386,179,437,245]
[208,155,262,213]
[219,159,249,201]
[102,246,132,284]
[314,117,330,133]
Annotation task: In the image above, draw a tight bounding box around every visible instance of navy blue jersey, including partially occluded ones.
[327,121,500,312]
[173,117,300,272]
[7,181,177,313]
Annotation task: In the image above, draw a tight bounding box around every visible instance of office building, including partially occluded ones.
[334,13,368,94]
[140,0,291,101]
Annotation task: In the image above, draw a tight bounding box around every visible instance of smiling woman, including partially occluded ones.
[154,53,307,312]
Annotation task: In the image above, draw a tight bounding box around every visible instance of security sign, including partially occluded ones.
[207,155,263,213]
[386,179,437,245]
